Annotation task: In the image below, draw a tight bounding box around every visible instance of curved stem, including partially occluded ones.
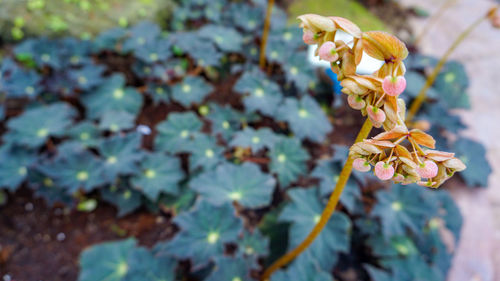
[406,13,488,124]
[259,0,275,69]
[414,0,458,46]
[261,118,373,280]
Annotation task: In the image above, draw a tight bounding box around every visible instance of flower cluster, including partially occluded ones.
[298,14,466,188]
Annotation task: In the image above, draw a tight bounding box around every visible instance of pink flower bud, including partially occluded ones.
[347,95,366,110]
[302,29,317,45]
[393,173,405,183]
[353,158,371,172]
[416,160,438,178]
[375,161,395,180]
[367,106,386,123]
[382,76,406,97]
[318,41,339,62]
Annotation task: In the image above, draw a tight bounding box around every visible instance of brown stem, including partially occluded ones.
[261,118,373,280]
[259,0,275,69]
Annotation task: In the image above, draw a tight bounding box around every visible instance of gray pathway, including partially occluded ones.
[400,0,500,280]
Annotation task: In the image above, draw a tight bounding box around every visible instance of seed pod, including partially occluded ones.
[302,29,317,45]
[353,158,371,172]
[416,160,438,178]
[347,95,366,110]
[382,76,406,97]
[366,106,386,124]
[318,41,339,62]
[374,161,395,180]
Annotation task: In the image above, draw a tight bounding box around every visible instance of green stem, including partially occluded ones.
[259,0,275,69]
[261,118,373,280]
[406,12,488,124]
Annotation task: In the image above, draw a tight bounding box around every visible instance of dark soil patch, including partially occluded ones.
[0,187,176,281]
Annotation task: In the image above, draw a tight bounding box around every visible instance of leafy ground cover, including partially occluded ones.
[0,0,492,280]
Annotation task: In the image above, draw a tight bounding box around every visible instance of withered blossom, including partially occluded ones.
[298,14,466,188]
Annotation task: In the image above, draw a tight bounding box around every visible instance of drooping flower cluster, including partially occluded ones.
[298,14,466,188]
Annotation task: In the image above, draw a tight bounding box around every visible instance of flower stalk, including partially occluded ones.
[407,8,495,123]
[259,0,275,68]
[261,118,372,280]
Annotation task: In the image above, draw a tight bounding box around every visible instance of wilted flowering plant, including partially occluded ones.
[262,14,466,280]
[299,13,466,188]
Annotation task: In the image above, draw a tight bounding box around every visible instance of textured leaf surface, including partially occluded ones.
[82,74,142,119]
[171,76,213,107]
[131,153,184,201]
[5,103,76,148]
[279,188,351,271]
[156,201,243,269]
[190,162,276,208]
[199,25,243,52]
[229,127,279,152]
[453,137,491,187]
[269,138,309,186]
[277,96,332,142]
[0,149,36,191]
[155,112,203,153]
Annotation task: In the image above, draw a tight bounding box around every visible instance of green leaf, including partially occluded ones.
[453,137,491,187]
[190,162,276,208]
[155,201,243,269]
[233,67,283,116]
[433,61,470,109]
[79,239,176,281]
[371,185,438,238]
[271,254,333,281]
[380,255,444,281]
[171,76,213,107]
[66,121,101,147]
[154,112,203,153]
[185,134,224,172]
[5,103,77,148]
[97,133,143,184]
[82,74,143,119]
[268,138,309,187]
[0,148,36,191]
[238,230,270,260]
[131,153,184,201]
[282,52,316,92]
[229,127,279,152]
[79,239,136,281]
[403,71,438,99]
[40,150,106,193]
[99,111,136,132]
[199,25,243,52]
[279,188,351,271]
[205,103,245,141]
[205,256,253,281]
[101,184,143,217]
[311,159,360,212]
[146,83,171,104]
[277,96,332,142]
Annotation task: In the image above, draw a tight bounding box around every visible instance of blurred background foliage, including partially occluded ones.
[0,0,175,41]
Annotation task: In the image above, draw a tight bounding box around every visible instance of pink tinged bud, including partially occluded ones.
[374,161,395,180]
[382,76,406,97]
[416,160,438,178]
[367,106,386,123]
[393,173,405,183]
[347,95,366,110]
[353,158,371,172]
[303,29,316,45]
[318,41,339,62]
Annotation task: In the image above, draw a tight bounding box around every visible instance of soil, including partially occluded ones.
[0,187,177,281]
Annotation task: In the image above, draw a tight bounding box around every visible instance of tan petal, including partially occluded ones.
[443,158,466,171]
[395,145,412,159]
[399,157,418,169]
[409,129,436,149]
[298,14,336,32]
[330,16,362,38]
[365,139,395,148]
[373,125,408,140]
[358,142,383,154]
[362,31,409,61]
